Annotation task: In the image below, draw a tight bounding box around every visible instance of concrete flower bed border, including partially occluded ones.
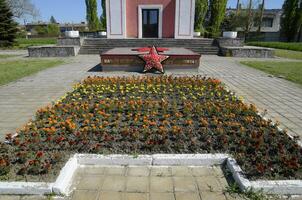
[0,154,301,196]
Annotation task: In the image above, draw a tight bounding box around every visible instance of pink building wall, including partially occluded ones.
[126,0,176,38]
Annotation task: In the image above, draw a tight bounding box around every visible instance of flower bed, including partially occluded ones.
[1,76,301,181]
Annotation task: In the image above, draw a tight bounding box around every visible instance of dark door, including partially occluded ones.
[142,9,159,38]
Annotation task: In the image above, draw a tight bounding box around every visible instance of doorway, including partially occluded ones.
[142,9,159,38]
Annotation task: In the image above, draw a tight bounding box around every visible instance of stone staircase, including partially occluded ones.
[79,38,220,55]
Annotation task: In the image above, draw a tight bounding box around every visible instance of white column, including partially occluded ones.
[174,0,195,39]
[106,0,127,38]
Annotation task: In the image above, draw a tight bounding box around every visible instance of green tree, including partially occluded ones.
[281,0,302,41]
[208,0,228,38]
[34,25,48,36]
[50,15,57,24]
[0,0,18,47]
[47,23,60,36]
[194,0,208,35]
[100,0,106,30]
[85,0,100,31]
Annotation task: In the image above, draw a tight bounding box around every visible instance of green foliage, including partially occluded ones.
[47,23,60,37]
[222,12,240,31]
[34,25,48,36]
[226,183,276,200]
[85,0,100,31]
[194,0,208,34]
[281,0,302,42]
[208,0,228,38]
[246,42,302,51]
[100,0,106,30]
[0,0,18,47]
[33,24,60,37]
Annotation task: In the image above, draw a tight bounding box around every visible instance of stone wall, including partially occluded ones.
[57,37,82,46]
[220,46,275,58]
[216,38,244,47]
[28,46,80,57]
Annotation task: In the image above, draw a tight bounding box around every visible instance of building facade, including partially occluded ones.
[226,9,283,41]
[106,0,196,39]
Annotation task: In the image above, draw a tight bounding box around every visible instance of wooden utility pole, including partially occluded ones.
[245,0,253,39]
[236,0,240,15]
[257,0,265,34]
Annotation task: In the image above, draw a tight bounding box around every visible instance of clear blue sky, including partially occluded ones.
[30,0,284,24]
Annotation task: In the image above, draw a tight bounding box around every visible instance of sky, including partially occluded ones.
[28,0,285,24]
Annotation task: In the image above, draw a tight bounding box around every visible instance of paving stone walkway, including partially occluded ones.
[70,165,234,200]
[198,56,302,141]
[0,55,97,140]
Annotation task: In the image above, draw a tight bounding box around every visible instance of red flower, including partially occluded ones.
[36,151,43,158]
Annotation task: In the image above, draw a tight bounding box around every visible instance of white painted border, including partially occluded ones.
[174,0,195,39]
[138,4,163,39]
[106,0,127,38]
[52,155,78,195]
[0,154,302,196]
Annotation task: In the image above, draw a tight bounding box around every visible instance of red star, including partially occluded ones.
[139,46,169,73]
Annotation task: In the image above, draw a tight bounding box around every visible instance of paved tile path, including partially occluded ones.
[0,55,97,140]
[198,56,302,140]
[70,165,233,200]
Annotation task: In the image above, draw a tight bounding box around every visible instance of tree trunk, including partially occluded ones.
[257,0,265,35]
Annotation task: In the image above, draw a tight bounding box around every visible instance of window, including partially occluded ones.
[262,17,274,27]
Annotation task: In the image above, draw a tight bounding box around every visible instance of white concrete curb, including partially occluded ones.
[77,154,153,166]
[227,158,302,195]
[0,154,301,195]
[0,182,52,195]
[53,155,78,195]
[152,154,228,166]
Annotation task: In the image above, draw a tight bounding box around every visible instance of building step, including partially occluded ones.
[79,38,219,55]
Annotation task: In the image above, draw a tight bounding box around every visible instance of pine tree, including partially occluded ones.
[85,0,100,31]
[50,15,57,24]
[208,0,228,38]
[0,0,18,47]
[100,0,106,30]
[194,0,208,34]
[281,0,301,41]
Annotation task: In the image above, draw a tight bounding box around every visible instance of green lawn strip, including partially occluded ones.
[240,61,302,85]
[0,59,64,86]
[1,38,57,50]
[0,54,19,59]
[246,42,302,52]
[15,38,57,49]
[275,49,302,60]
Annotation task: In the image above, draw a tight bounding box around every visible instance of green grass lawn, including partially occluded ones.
[275,49,302,60]
[15,38,57,49]
[246,42,302,52]
[0,54,19,59]
[0,59,64,86]
[241,61,302,85]
[0,38,57,49]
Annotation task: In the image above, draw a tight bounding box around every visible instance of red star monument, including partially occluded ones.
[139,46,169,73]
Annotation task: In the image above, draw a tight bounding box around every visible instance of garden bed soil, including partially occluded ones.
[1,76,301,182]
